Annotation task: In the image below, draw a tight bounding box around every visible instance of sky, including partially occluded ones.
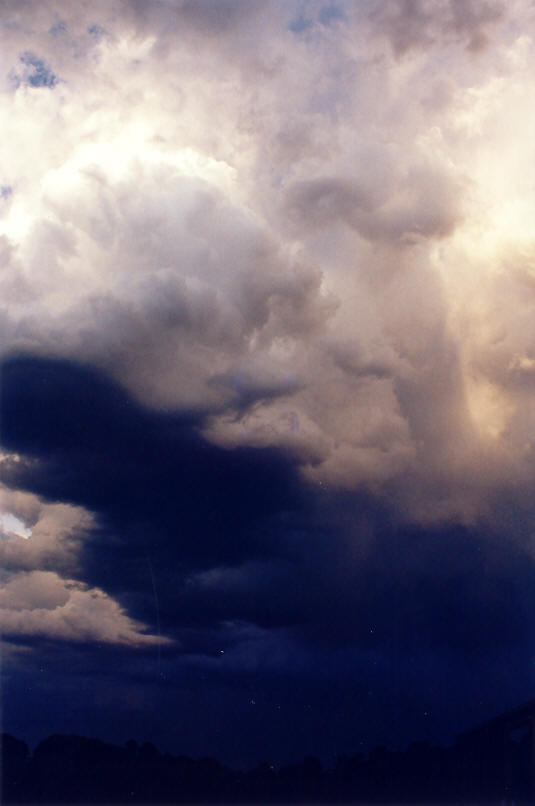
[1,0,535,769]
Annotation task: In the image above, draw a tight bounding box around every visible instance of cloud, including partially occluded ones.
[0,570,169,646]
[369,0,504,56]
[284,167,463,244]
[0,0,528,527]
[3,355,534,674]
[0,482,170,648]
[0,152,335,412]
[1,0,535,756]
[0,485,92,574]
[0,356,305,577]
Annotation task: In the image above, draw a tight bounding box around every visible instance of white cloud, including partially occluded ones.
[1,0,535,532]
[0,483,172,647]
[0,482,92,574]
[0,570,170,646]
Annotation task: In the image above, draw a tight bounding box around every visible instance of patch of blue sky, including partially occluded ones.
[289,14,313,34]
[18,51,57,88]
[88,23,106,40]
[49,20,67,36]
[318,3,346,26]
[290,3,345,34]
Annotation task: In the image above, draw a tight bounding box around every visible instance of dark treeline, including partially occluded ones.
[2,727,532,803]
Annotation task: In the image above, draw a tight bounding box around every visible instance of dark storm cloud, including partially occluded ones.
[4,351,535,766]
[0,355,303,575]
[3,353,535,669]
[178,509,535,660]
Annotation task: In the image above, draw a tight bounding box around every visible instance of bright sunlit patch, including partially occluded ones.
[58,123,234,185]
[465,375,515,441]
[509,354,535,373]
[0,199,34,241]
[1,512,32,539]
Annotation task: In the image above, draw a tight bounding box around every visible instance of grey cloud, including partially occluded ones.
[0,237,35,305]
[122,0,283,72]
[329,340,396,380]
[448,0,505,51]
[284,169,463,244]
[370,0,504,56]
[208,365,302,416]
[371,0,435,56]
[160,0,260,33]
[285,177,372,229]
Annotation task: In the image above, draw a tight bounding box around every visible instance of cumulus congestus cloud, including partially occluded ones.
[1,0,535,763]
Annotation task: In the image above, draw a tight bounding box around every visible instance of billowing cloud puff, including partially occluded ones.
[0,483,92,573]
[0,570,169,646]
[0,0,532,533]
[0,482,170,647]
[1,148,334,413]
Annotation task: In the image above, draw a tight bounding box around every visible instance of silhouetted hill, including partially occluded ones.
[2,723,533,803]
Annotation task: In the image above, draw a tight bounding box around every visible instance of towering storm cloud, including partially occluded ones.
[1,0,535,766]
